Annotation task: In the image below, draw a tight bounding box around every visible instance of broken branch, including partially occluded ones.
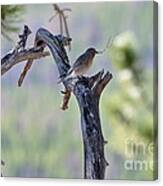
[1,47,50,76]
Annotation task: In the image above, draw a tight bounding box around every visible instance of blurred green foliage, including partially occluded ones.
[1,87,82,178]
[101,30,155,179]
[110,32,138,69]
[1,5,25,41]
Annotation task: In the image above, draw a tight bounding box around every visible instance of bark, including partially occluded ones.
[1,47,49,75]
[73,71,112,179]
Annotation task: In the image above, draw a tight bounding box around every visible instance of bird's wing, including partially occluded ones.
[66,53,88,75]
[72,53,88,70]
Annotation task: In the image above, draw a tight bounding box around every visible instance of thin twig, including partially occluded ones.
[18,59,33,86]
[49,4,71,50]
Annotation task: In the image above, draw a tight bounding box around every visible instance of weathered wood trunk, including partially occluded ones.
[1,27,112,179]
[74,78,109,179]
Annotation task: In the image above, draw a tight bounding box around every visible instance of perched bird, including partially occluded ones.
[59,47,99,83]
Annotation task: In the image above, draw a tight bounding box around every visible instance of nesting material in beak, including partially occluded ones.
[96,50,103,54]
[97,36,114,54]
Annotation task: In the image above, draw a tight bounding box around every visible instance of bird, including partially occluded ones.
[58,47,100,83]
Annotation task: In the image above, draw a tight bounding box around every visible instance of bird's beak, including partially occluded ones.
[95,50,103,54]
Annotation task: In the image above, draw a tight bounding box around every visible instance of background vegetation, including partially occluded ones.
[1,2,156,180]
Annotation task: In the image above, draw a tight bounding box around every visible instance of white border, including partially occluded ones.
[1,0,162,185]
[0,0,158,5]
